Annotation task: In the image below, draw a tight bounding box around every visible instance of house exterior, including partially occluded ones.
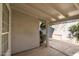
[0,3,79,56]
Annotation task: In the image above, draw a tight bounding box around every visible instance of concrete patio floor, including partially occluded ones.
[49,39,79,56]
[14,45,65,56]
[14,39,79,56]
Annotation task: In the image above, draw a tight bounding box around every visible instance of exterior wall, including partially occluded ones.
[11,10,40,54]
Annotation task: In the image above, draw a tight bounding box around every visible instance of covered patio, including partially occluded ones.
[0,3,79,56]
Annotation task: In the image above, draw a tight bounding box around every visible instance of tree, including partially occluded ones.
[69,23,79,41]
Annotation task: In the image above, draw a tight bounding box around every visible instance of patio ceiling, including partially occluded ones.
[11,3,79,25]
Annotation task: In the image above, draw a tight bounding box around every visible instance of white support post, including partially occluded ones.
[46,20,49,47]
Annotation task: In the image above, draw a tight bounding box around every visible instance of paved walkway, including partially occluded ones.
[49,39,79,56]
[14,39,79,56]
[14,45,65,56]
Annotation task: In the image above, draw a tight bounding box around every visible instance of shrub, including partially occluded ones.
[69,23,79,41]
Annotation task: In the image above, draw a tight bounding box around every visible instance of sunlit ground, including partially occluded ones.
[51,20,79,45]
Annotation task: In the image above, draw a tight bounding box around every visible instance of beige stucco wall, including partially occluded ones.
[11,10,40,54]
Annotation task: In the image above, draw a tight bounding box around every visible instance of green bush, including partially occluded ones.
[69,23,79,41]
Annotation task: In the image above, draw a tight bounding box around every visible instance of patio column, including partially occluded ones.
[46,20,49,47]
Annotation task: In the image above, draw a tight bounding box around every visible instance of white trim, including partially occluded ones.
[5,3,11,56]
[0,3,11,56]
[0,3,2,56]
[2,32,9,35]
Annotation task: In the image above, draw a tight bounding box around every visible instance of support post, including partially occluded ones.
[45,20,49,47]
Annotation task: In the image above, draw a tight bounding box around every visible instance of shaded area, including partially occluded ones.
[14,45,65,56]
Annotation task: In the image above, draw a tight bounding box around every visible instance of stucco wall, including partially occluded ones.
[11,10,40,54]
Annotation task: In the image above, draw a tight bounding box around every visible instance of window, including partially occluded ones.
[2,4,9,56]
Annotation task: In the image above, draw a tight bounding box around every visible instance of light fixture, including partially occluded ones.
[58,14,65,19]
[51,18,56,21]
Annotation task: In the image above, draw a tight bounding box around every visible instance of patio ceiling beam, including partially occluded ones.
[49,4,69,18]
[49,14,79,26]
[11,6,39,19]
[73,3,79,10]
[12,6,54,23]
[27,4,59,21]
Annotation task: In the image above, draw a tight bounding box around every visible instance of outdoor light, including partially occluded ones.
[51,18,56,21]
[58,14,65,19]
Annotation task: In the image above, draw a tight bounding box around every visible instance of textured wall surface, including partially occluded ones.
[11,10,40,54]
